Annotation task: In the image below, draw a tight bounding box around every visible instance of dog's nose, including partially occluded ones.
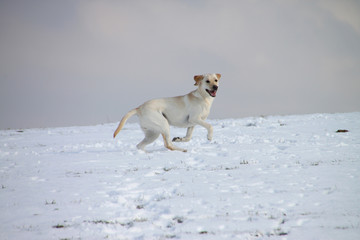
[213,85,218,90]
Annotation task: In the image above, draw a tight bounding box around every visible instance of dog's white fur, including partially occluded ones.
[113,73,221,152]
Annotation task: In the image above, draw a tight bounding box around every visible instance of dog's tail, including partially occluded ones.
[113,108,138,138]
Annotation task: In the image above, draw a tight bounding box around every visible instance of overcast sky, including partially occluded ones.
[1,0,360,129]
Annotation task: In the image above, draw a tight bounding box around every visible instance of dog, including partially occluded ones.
[113,73,221,152]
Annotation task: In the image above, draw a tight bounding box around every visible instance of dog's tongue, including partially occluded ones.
[210,90,217,97]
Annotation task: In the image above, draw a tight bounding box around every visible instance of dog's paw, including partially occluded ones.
[173,137,191,142]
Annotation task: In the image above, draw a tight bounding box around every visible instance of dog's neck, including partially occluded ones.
[192,89,214,105]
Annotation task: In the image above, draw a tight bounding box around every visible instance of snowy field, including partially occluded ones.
[0,112,359,240]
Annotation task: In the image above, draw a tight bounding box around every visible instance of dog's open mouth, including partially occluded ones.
[206,89,217,97]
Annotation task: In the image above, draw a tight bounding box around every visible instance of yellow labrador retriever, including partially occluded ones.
[113,73,221,152]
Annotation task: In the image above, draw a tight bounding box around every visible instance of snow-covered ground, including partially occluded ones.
[0,112,359,240]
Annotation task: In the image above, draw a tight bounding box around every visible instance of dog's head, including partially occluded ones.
[194,73,221,98]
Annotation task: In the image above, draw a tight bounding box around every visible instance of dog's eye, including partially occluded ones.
[206,80,210,83]
[215,79,218,82]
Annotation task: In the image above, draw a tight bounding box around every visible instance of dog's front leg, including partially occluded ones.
[173,126,194,142]
[191,119,213,141]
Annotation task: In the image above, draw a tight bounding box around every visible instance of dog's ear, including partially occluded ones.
[194,75,204,86]
[216,73,221,80]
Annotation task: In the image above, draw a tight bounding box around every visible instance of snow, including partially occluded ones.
[0,112,359,240]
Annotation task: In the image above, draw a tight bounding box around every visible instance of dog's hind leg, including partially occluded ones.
[138,110,187,152]
[136,130,160,151]
[157,118,187,152]
[172,126,194,142]
[161,127,187,152]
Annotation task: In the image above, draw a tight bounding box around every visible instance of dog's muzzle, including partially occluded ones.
[206,85,218,97]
